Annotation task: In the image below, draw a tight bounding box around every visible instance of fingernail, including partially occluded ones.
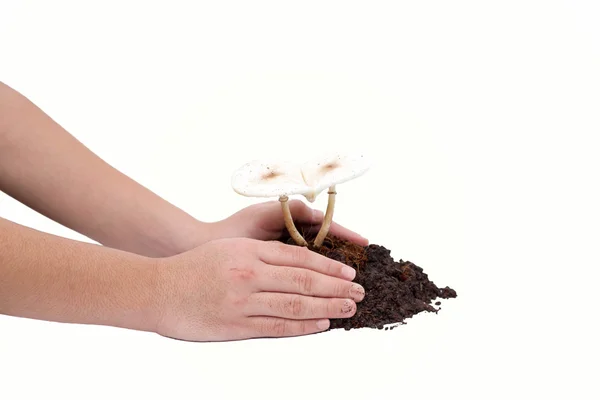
[317,319,330,330]
[342,266,356,280]
[341,300,356,314]
[350,284,365,301]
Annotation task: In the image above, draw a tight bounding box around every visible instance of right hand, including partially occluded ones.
[153,237,365,341]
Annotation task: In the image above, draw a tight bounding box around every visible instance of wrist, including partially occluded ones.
[174,219,228,251]
[105,255,167,334]
[148,253,197,337]
[140,257,169,334]
[151,218,212,257]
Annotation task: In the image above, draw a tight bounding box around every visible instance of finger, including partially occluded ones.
[246,316,331,338]
[246,292,357,319]
[260,241,357,281]
[329,222,369,246]
[258,265,365,302]
[302,221,369,246]
[287,199,324,224]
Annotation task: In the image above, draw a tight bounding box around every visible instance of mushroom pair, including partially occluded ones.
[231,154,370,248]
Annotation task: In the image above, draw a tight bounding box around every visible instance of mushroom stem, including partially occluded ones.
[279,195,308,246]
[313,185,336,248]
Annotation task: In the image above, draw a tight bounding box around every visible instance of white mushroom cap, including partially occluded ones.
[231,160,309,198]
[231,154,371,202]
[300,154,371,201]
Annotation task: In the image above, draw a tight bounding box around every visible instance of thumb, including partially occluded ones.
[287,200,324,224]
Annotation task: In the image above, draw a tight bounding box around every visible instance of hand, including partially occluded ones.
[210,200,369,246]
[153,237,365,341]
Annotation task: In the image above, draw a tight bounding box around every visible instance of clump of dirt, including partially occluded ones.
[283,234,457,330]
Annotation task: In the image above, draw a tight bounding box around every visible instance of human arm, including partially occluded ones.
[0,81,210,257]
[0,216,364,341]
[0,81,367,257]
[0,216,161,332]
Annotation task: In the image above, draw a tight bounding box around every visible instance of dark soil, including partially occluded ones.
[282,234,457,330]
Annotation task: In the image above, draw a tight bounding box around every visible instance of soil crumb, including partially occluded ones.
[283,234,457,330]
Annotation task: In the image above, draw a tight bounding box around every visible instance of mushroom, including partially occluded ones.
[231,160,311,246]
[300,154,371,247]
[231,154,370,248]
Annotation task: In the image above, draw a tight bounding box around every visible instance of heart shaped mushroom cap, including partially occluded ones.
[231,154,370,202]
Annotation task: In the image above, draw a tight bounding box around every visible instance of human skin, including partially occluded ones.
[0,218,364,340]
[0,82,368,340]
[0,82,367,257]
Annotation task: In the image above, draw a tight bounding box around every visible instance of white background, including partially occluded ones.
[1,1,599,399]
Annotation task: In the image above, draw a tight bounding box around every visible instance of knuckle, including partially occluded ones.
[299,320,311,335]
[230,293,249,308]
[239,238,259,252]
[331,262,345,277]
[292,271,313,293]
[229,267,256,282]
[271,240,289,252]
[334,281,350,298]
[284,295,304,317]
[324,261,338,276]
[271,318,288,336]
[290,246,308,264]
[269,241,292,258]
[262,294,277,310]
[228,264,256,282]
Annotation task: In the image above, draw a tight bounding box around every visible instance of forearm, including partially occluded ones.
[0,217,162,332]
[0,82,208,257]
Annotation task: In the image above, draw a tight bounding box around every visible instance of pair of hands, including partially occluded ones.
[153,200,368,341]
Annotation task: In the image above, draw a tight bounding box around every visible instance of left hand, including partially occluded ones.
[208,200,369,246]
